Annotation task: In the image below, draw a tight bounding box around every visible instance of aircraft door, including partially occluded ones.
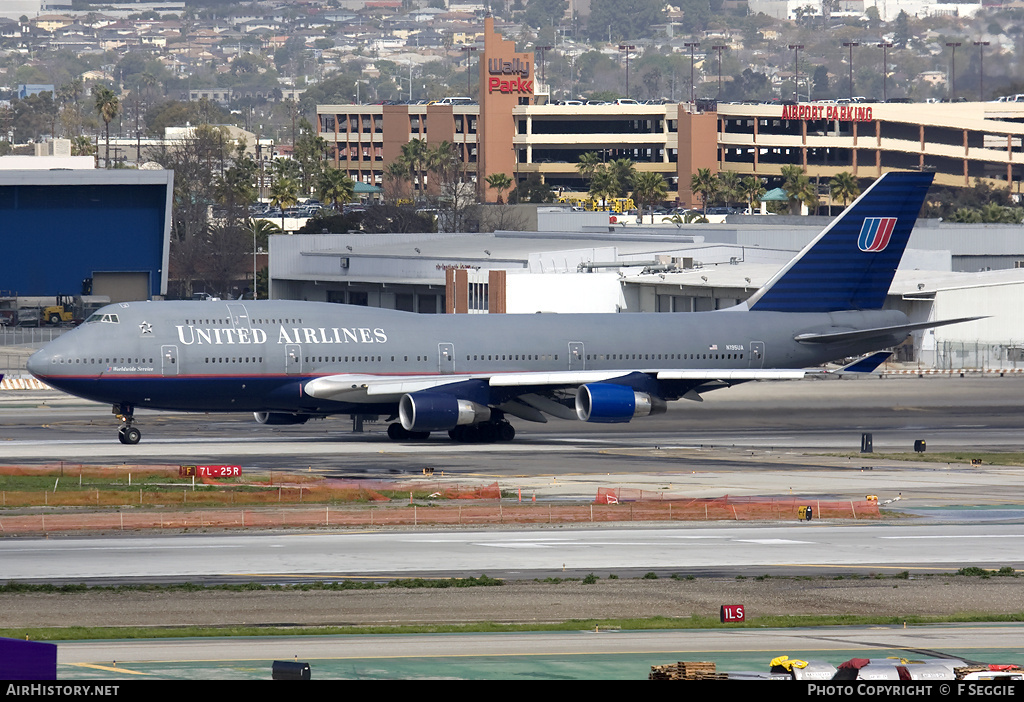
[439,343,455,374]
[749,341,765,369]
[161,345,178,376]
[227,303,251,330]
[285,344,302,375]
[568,342,585,371]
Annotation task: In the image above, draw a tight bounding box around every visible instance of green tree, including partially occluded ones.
[511,173,555,204]
[716,170,742,207]
[608,158,636,198]
[780,164,807,215]
[576,151,604,181]
[740,176,766,214]
[690,168,718,213]
[485,172,513,204]
[894,11,911,49]
[93,85,120,168]
[523,0,569,29]
[589,169,617,208]
[269,177,299,231]
[316,168,356,210]
[812,65,830,100]
[631,171,668,222]
[398,138,430,201]
[587,0,666,41]
[829,172,861,209]
[790,175,819,215]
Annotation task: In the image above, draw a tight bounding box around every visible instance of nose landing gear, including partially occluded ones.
[114,403,141,444]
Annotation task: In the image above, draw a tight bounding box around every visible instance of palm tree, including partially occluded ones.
[740,176,766,214]
[716,170,742,207]
[248,218,280,253]
[829,172,860,210]
[268,177,299,231]
[608,158,636,198]
[316,168,356,210]
[690,168,718,214]
[399,139,429,201]
[780,164,806,215]
[93,85,119,168]
[383,160,410,203]
[576,151,603,181]
[485,172,513,204]
[631,171,668,223]
[427,140,459,186]
[792,174,819,215]
[589,169,617,209]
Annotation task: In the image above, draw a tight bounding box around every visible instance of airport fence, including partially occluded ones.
[0,496,878,535]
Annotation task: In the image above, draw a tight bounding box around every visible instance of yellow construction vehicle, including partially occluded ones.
[42,295,75,326]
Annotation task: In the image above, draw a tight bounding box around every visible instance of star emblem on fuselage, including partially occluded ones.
[139,321,153,335]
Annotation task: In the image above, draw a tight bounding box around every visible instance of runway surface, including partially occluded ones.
[52,624,1024,680]
[3,523,1024,583]
[5,376,1024,679]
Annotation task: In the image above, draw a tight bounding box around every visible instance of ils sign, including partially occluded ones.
[720,604,745,623]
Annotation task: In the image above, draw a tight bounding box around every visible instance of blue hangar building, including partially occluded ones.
[0,169,174,301]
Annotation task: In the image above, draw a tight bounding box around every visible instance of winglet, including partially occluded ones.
[746,171,934,313]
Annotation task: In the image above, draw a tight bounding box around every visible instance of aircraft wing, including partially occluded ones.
[303,368,808,404]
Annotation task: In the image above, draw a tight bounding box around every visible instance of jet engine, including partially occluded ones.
[398,392,491,432]
[254,412,311,425]
[575,383,667,423]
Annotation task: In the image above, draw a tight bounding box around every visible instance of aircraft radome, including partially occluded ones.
[28,172,975,445]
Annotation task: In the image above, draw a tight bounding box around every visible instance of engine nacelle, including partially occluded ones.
[254,411,311,426]
[575,383,667,423]
[399,392,491,432]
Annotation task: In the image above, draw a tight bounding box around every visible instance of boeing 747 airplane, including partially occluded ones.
[28,171,973,444]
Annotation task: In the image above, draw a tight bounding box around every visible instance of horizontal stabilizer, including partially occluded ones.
[838,351,892,373]
[794,317,983,345]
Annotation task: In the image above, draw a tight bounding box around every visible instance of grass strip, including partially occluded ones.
[4,612,1024,642]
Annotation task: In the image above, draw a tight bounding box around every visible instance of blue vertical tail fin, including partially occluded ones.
[746,171,934,313]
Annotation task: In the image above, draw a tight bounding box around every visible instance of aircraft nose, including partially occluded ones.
[26,348,49,379]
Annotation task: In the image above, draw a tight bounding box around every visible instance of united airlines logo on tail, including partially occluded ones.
[858,217,897,252]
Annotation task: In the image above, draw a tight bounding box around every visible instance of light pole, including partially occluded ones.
[684,41,700,103]
[878,42,892,102]
[789,44,804,102]
[712,45,727,99]
[536,45,553,99]
[974,40,989,101]
[946,42,962,101]
[460,46,478,97]
[618,44,636,99]
[843,42,859,99]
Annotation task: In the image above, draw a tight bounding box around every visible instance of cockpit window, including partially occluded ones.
[86,313,119,323]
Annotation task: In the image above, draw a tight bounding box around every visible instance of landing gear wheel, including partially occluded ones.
[497,421,515,442]
[387,423,408,441]
[113,403,139,445]
[119,426,141,445]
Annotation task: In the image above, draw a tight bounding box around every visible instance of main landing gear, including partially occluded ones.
[448,420,515,443]
[385,420,516,443]
[114,403,141,445]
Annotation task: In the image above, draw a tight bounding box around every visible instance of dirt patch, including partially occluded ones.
[3,576,1022,630]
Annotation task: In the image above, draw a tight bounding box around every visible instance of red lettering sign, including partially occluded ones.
[781,104,873,122]
[488,76,533,95]
[720,604,745,623]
